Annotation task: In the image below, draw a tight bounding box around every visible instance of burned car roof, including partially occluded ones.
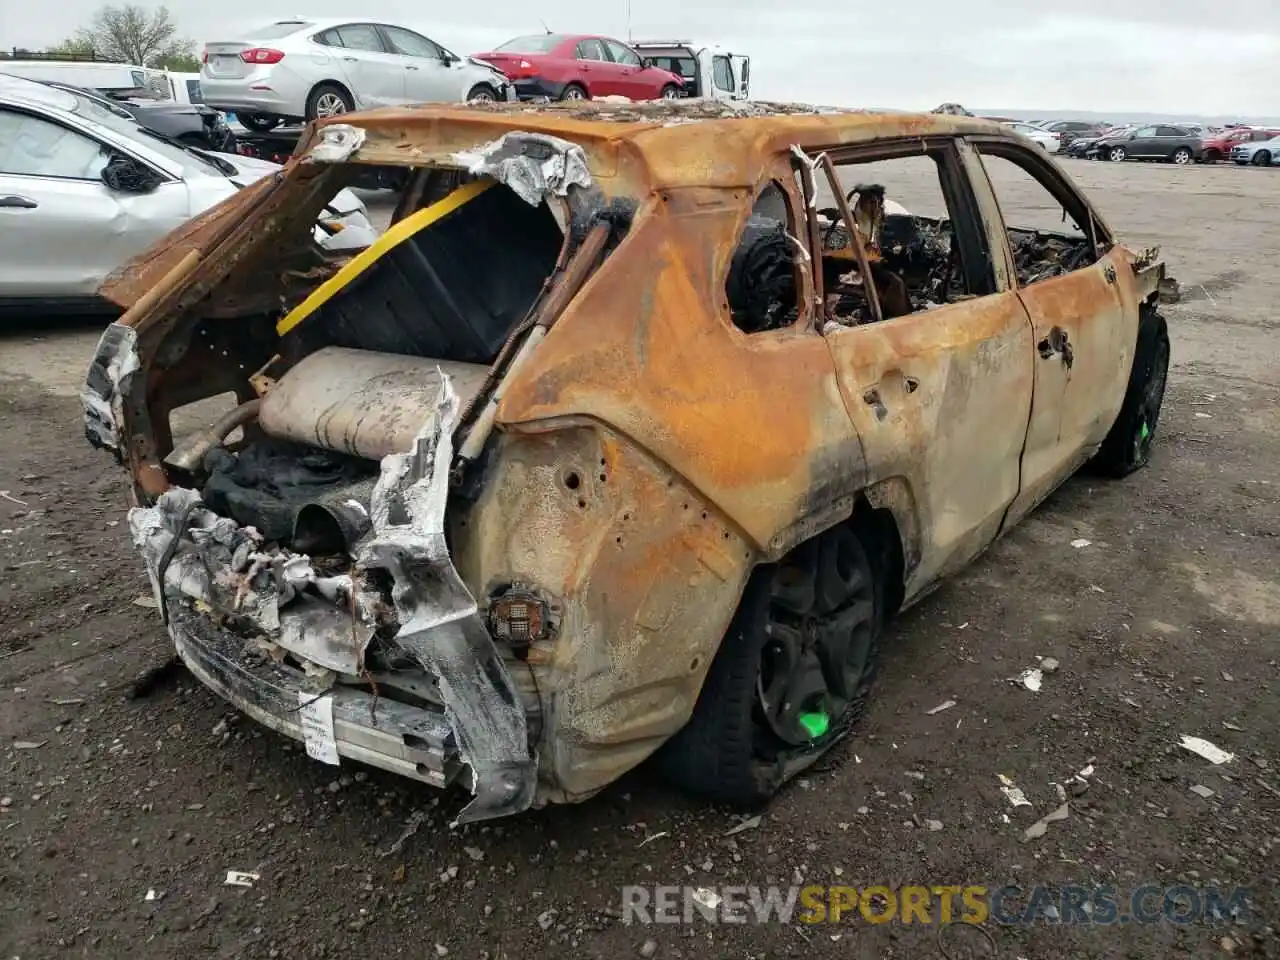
[295,99,1010,189]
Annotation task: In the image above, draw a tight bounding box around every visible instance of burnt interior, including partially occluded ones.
[726,150,1100,334]
[175,177,569,583]
[282,183,564,365]
[726,195,975,333]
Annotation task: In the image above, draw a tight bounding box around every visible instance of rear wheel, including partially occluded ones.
[559,83,588,101]
[1170,147,1193,165]
[1252,151,1272,167]
[239,113,280,133]
[1092,305,1170,477]
[661,522,886,805]
[306,83,354,121]
[1109,146,1127,161]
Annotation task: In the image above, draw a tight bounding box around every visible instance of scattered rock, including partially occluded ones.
[724,814,762,837]
[1190,784,1216,799]
[1022,803,1070,842]
[925,819,944,832]
[1040,657,1060,674]
[1179,735,1235,765]
[640,940,658,958]
[537,909,557,931]
[464,846,485,862]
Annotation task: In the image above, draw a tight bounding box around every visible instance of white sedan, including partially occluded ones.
[200,19,514,132]
[0,73,376,316]
[1003,121,1061,153]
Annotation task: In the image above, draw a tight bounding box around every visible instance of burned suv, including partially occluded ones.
[84,101,1171,823]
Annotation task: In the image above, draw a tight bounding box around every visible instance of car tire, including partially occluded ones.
[559,83,588,101]
[1251,151,1271,167]
[659,521,887,806]
[239,113,281,133]
[1170,147,1193,165]
[660,84,680,100]
[1091,305,1170,478]
[466,83,499,103]
[1108,146,1126,161]
[1204,150,1221,164]
[306,83,354,121]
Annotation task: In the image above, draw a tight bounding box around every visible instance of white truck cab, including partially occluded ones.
[631,41,749,100]
[0,59,170,98]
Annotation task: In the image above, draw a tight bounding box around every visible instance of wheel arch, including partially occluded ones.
[852,483,911,619]
[465,80,500,101]
[307,78,356,112]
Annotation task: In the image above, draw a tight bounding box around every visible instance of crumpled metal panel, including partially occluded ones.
[81,322,141,456]
[127,487,376,670]
[453,132,592,207]
[356,374,535,824]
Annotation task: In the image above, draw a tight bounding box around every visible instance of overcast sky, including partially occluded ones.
[3,0,1277,116]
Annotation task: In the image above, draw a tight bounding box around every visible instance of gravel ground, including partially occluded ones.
[1,159,1278,959]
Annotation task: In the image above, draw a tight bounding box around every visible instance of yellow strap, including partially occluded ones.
[277,178,495,336]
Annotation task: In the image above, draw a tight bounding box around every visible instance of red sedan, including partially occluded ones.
[473,34,684,102]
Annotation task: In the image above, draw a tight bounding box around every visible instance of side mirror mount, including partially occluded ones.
[101,153,164,194]
[641,57,653,69]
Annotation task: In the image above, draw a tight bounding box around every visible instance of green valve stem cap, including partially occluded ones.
[798,711,830,739]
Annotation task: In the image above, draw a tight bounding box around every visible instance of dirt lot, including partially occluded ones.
[2,159,1278,960]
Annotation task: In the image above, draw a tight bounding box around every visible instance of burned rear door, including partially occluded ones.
[965,139,1139,527]
[818,139,1035,593]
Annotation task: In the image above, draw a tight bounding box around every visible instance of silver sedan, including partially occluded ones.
[0,73,376,315]
[200,18,514,132]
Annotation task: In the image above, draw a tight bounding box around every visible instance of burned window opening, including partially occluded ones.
[725,180,803,334]
[974,145,1105,287]
[762,148,998,330]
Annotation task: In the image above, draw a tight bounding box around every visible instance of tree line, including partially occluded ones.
[1,4,201,72]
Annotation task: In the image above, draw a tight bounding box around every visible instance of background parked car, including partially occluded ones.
[37,80,235,153]
[1230,135,1280,167]
[1034,118,1108,147]
[0,58,169,98]
[473,34,684,101]
[201,19,513,132]
[1090,124,1202,164]
[1002,121,1060,152]
[1204,127,1280,163]
[0,74,374,315]
[1068,124,1137,158]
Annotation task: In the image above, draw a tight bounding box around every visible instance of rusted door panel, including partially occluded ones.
[498,201,867,558]
[1003,249,1135,527]
[823,291,1034,596]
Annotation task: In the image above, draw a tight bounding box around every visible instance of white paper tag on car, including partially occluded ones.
[298,692,340,765]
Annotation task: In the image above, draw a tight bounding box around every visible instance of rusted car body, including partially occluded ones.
[83,100,1170,823]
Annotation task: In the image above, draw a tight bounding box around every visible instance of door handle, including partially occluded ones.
[406,65,419,70]
[0,195,37,209]
[342,56,358,62]
[1103,263,1116,283]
